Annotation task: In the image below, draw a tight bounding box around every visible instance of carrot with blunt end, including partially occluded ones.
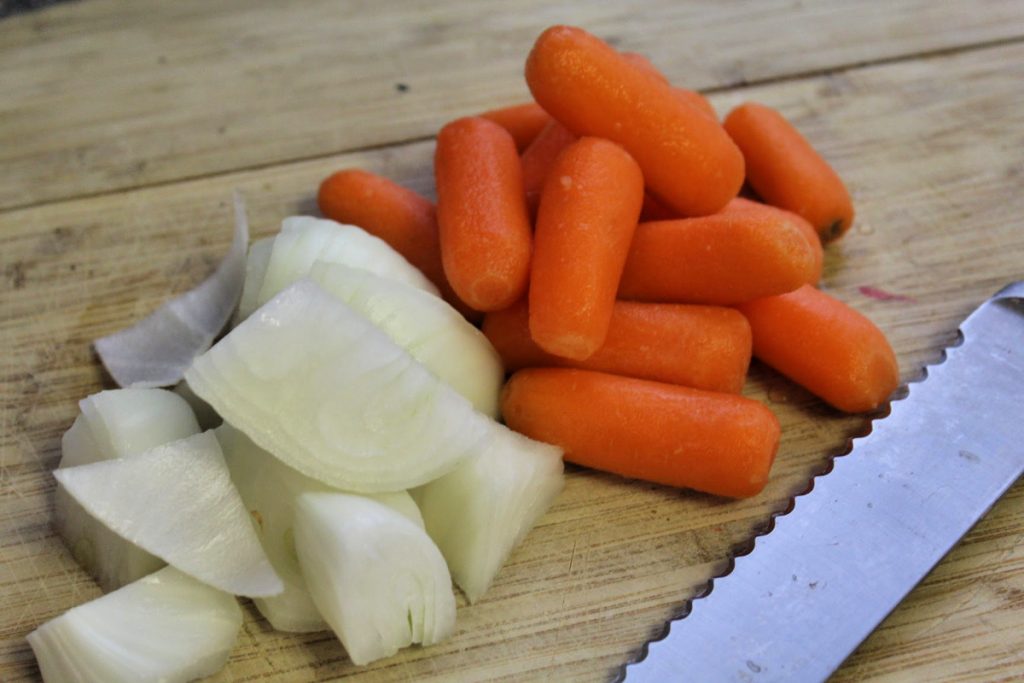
[501,368,780,498]
[520,121,577,215]
[484,300,751,393]
[435,117,533,311]
[724,102,854,242]
[316,169,443,287]
[479,102,552,151]
[526,25,743,216]
[724,197,824,284]
[618,210,817,305]
[619,51,718,119]
[529,137,644,360]
[738,285,899,413]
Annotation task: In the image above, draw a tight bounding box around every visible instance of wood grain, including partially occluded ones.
[3,34,1024,680]
[2,0,1024,210]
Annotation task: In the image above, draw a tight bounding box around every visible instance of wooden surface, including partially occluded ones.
[1,2,1023,681]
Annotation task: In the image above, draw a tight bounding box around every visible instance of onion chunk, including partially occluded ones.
[186,280,490,492]
[95,193,250,388]
[413,425,564,602]
[238,216,438,322]
[57,389,200,592]
[294,492,455,665]
[308,261,503,417]
[28,566,242,683]
[55,431,282,597]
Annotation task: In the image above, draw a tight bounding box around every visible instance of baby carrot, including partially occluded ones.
[724,102,854,242]
[483,299,752,393]
[620,51,717,118]
[738,285,899,413]
[618,210,818,305]
[520,120,577,215]
[526,25,743,216]
[501,368,780,498]
[317,169,446,286]
[435,117,533,311]
[724,197,823,284]
[479,102,552,151]
[639,192,678,221]
[529,137,644,360]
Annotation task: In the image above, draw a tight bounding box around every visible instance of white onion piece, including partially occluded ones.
[294,493,455,665]
[185,280,489,492]
[307,261,503,417]
[233,236,275,325]
[94,192,250,388]
[55,432,282,598]
[57,389,200,592]
[255,217,438,309]
[412,426,564,602]
[215,425,423,632]
[27,566,242,683]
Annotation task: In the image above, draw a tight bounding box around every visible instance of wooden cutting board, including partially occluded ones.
[2,2,1023,681]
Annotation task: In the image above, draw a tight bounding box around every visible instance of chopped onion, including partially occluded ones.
[294,492,455,665]
[217,424,424,632]
[412,425,564,602]
[307,261,503,416]
[27,566,242,683]
[55,431,283,598]
[185,280,490,492]
[94,192,250,388]
[57,389,200,592]
[252,217,439,315]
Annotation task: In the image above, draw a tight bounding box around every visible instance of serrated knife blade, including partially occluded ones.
[624,282,1024,683]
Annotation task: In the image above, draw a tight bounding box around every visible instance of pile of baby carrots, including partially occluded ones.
[316,25,899,499]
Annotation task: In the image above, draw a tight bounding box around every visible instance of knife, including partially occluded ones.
[623,282,1024,682]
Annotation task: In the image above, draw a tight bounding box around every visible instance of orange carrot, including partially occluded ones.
[724,102,854,242]
[525,25,743,216]
[435,117,532,311]
[672,88,717,120]
[639,192,678,221]
[619,51,717,119]
[618,211,818,305]
[520,120,577,215]
[737,285,899,413]
[317,169,445,286]
[620,51,669,83]
[724,197,823,284]
[501,368,780,498]
[479,102,552,151]
[483,299,751,393]
[529,137,644,359]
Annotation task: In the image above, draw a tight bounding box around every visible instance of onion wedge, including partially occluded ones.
[216,424,423,632]
[252,217,438,316]
[185,279,490,492]
[307,261,503,416]
[27,566,242,683]
[412,426,564,602]
[55,431,282,597]
[294,492,455,665]
[57,389,200,591]
[94,192,250,388]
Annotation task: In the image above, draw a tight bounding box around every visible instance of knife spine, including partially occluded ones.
[614,336,960,682]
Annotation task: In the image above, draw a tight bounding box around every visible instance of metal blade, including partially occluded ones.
[624,282,1024,683]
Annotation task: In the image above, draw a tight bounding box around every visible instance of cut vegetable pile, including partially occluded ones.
[33,24,900,681]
